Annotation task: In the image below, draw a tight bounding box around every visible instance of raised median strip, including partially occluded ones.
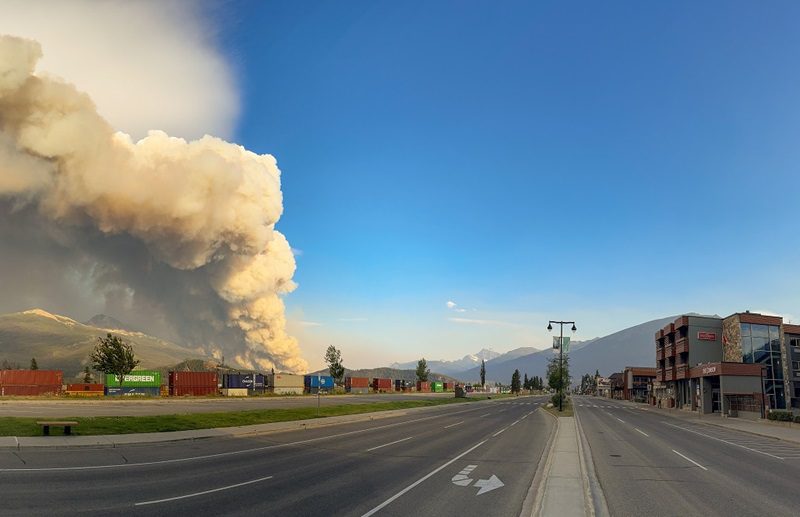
[0,395,508,449]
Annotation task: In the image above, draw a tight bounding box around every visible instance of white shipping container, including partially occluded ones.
[271,386,303,395]
[269,373,304,388]
[221,388,248,397]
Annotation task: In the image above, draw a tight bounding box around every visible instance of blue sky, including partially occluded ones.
[216,1,800,369]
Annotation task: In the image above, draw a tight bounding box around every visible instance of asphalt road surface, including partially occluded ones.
[574,395,800,517]
[0,392,458,417]
[0,395,553,516]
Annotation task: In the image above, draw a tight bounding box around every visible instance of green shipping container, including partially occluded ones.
[432,382,444,393]
[105,370,161,388]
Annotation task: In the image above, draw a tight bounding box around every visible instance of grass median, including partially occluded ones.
[542,399,574,417]
[0,395,504,436]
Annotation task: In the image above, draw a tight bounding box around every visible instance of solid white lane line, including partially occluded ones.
[360,440,487,517]
[1,404,492,473]
[135,476,273,506]
[616,417,625,424]
[663,422,784,460]
[672,450,708,471]
[366,436,414,452]
[634,428,649,437]
[510,419,521,427]
[480,413,491,418]
[444,421,464,429]
[493,426,510,437]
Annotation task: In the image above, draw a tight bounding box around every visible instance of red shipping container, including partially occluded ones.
[169,386,218,396]
[372,378,392,389]
[345,376,370,388]
[1,385,61,396]
[65,383,104,392]
[0,370,63,386]
[168,371,218,387]
[416,381,431,393]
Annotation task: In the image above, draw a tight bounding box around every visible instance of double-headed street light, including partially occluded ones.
[548,319,577,412]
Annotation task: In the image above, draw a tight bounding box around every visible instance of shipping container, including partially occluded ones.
[169,386,217,396]
[168,371,218,388]
[372,378,392,392]
[221,388,248,397]
[304,375,334,389]
[346,386,370,394]
[105,370,161,388]
[105,386,160,397]
[416,381,431,393]
[65,383,104,397]
[222,373,266,390]
[432,381,444,393]
[268,373,304,388]
[1,385,62,396]
[270,386,303,395]
[0,370,63,386]
[345,376,370,388]
[443,382,453,391]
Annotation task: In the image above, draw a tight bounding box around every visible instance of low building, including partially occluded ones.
[623,366,657,402]
[597,377,611,398]
[655,312,800,417]
[609,372,624,400]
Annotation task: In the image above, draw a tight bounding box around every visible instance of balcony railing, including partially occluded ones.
[656,348,665,361]
[676,366,688,379]
[664,368,675,382]
[665,344,675,357]
[676,337,689,355]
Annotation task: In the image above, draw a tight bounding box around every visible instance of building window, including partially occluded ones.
[743,324,787,409]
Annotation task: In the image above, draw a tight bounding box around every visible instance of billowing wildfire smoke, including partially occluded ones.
[0,35,308,373]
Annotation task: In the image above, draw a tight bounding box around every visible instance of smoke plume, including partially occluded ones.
[0,35,308,373]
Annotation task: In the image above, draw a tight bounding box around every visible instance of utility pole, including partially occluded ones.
[548,319,577,412]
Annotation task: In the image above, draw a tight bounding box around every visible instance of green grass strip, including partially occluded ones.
[0,395,507,437]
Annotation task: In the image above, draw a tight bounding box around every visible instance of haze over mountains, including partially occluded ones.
[0,309,208,380]
[455,316,677,383]
[389,348,503,376]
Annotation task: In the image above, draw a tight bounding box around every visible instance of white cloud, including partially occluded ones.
[0,0,238,140]
[447,317,519,327]
[297,320,323,327]
[446,300,457,309]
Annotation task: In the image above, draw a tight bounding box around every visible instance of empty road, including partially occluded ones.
[574,395,800,517]
[0,395,552,516]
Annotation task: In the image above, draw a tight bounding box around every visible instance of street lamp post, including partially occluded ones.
[548,320,577,412]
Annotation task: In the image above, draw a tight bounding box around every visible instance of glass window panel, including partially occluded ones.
[753,336,770,353]
[770,338,781,352]
[773,358,784,379]
[754,349,770,364]
[776,387,786,409]
[741,323,751,336]
[765,382,776,395]
[752,324,769,338]
[742,336,753,363]
[769,325,781,339]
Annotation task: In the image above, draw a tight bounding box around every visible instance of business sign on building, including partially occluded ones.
[698,331,717,341]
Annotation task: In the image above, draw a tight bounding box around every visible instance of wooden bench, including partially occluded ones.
[36,421,78,436]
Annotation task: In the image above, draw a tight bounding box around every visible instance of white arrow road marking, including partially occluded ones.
[451,464,477,486]
[474,474,504,495]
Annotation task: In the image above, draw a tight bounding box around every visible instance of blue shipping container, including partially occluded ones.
[223,373,266,389]
[304,375,334,389]
[105,387,160,397]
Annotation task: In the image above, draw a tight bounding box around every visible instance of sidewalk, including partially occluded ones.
[610,398,800,445]
[532,416,591,517]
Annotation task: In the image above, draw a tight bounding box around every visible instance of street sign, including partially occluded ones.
[552,336,570,352]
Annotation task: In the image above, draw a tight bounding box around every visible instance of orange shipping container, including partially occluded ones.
[168,371,218,388]
[1,385,61,396]
[65,383,104,392]
[0,370,63,386]
[345,376,370,388]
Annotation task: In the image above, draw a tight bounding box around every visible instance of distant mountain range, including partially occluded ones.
[310,367,460,384]
[389,348,503,376]
[456,316,676,384]
[0,308,210,380]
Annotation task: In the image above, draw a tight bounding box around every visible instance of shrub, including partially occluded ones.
[794,415,800,424]
[768,410,793,422]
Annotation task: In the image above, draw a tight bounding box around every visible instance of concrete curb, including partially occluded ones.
[0,397,505,450]
[574,406,609,517]
[520,408,558,517]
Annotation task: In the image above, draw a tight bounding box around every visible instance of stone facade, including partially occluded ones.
[722,314,742,362]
